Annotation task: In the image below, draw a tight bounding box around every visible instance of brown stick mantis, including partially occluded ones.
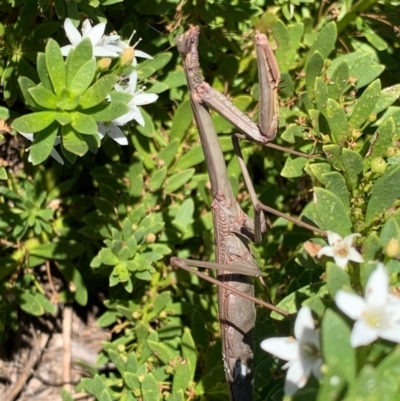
[171,26,325,401]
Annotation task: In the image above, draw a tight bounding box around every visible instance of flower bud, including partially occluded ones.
[353,220,365,233]
[352,197,365,207]
[98,57,111,71]
[387,147,400,157]
[385,238,400,258]
[370,157,387,174]
[120,47,134,68]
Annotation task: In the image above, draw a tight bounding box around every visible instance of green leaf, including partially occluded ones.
[159,139,180,168]
[327,61,349,100]
[308,22,336,61]
[320,172,350,211]
[375,347,400,396]
[165,169,195,193]
[380,217,400,247]
[87,102,130,122]
[314,77,328,111]
[326,262,351,298]
[281,124,303,143]
[12,111,57,133]
[173,144,204,171]
[324,99,349,144]
[147,340,171,364]
[108,350,126,375]
[173,358,192,394]
[341,148,363,190]
[124,372,140,389]
[99,389,112,401]
[71,112,98,135]
[17,291,44,316]
[79,74,118,109]
[312,187,352,235]
[18,77,39,109]
[37,52,53,91]
[61,389,74,401]
[172,198,194,232]
[45,39,66,97]
[306,51,324,100]
[346,365,381,399]
[29,86,58,109]
[57,260,88,306]
[363,232,382,261]
[56,112,72,126]
[96,248,119,266]
[322,309,356,382]
[30,240,84,260]
[141,373,160,401]
[349,79,381,131]
[281,157,307,178]
[182,328,197,382]
[162,70,186,89]
[30,122,59,165]
[61,125,89,156]
[136,108,155,137]
[66,38,93,86]
[143,52,172,72]
[365,117,395,160]
[373,84,400,114]
[68,59,96,96]
[365,165,400,226]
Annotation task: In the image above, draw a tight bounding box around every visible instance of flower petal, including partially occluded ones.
[294,306,315,339]
[18,132,34,141]
[133,92,158,106]
[317,245,335,258]
[86,22,106,46]
[327,231,342,245]
[64,18,82,46]
[343,233,361,247]
[346,247,364,263]
[335,290,365,320]
[81,19,93,37]
[134,49,153,59]
[350,319,378,347]
[60,44,73,57]
[284,359,309,396]
[93,47,120,58]
[127,70,138,94]
[50,148,64,165]
[311,358,323,380]
[106,123,128,145]
[333,255,349,269]
[365,263,389,307]
[260,337,300,362]
[379,322,400,343]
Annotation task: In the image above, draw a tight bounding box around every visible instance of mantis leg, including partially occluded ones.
[232,134,327,238]
[170,256,288,317]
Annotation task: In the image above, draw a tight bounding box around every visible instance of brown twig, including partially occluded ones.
[62,305,73,393]
[5,332,50,401]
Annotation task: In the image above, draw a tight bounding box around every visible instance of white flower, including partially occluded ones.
[97,122,128,146]
[97,70,158,144]
[317,231,364,269]
[113,30,153,66]
[335,263,400,347]
[260,306,323,396]
[115,70,158,126]
[60,18,121,58]
[19,132,64,165]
